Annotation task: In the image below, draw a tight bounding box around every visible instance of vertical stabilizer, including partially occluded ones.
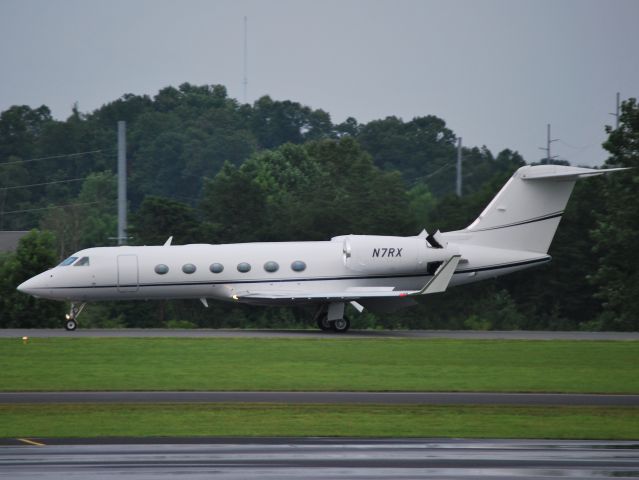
[449,165,627,253]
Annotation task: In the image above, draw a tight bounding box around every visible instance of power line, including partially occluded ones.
[1,177,87,191]
[1,201,102,215]
[0,149,109,167]
[409,162,454,186]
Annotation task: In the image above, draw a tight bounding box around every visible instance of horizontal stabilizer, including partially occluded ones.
[520,166,630,181]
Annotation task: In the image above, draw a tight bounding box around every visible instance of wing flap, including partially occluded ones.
[235,255,461,302]
[236,288,414,301]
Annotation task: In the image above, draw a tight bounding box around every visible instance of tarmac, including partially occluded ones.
[2,328,637,478]
[2,391,638,406]
[2,328,639,340]
[1,438,638,479]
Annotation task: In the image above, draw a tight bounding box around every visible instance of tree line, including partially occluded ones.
[0,84,637,330]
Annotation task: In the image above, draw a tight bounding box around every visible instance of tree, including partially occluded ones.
[40,172,117,258]
[0,230,64,327]
[356,115,457,191]
[503,178,606,329]
[200,161,269,243]
[130,196,200,246]
[250,96,334,149]
[589,98,639,330]
[0,105,52,159]
[200,137,415,244]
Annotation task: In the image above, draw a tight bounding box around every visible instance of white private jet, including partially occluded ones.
[17,164,626,332]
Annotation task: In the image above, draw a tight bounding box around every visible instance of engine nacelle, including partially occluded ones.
[331,235,456,275]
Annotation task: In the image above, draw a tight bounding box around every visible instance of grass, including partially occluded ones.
[0,337,637,393]
[1,403,637,439]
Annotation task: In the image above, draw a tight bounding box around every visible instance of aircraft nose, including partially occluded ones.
[17,276,43,296]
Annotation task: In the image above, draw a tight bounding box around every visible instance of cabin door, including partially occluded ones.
[117,255,139,293]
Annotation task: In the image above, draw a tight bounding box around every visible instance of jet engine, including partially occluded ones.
[331,234,456,275]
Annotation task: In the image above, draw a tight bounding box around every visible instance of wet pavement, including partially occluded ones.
[1,438,638,479]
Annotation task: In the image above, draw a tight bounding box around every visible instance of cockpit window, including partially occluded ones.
[74,257,90,267]
[58,256,78,266]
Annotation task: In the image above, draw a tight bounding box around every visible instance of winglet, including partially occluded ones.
[414,255,461,295]
[163,236,173,247]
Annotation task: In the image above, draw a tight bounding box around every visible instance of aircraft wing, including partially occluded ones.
[235,255,461,302]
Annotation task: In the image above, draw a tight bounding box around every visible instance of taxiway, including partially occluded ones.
[2,391,638,406]
[2,328,638,340]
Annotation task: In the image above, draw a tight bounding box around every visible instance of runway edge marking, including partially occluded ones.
[17,438,45,446]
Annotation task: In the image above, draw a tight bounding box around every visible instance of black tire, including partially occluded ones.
[317,314,331,331]
[331,317,350,333]
[65,319,77,331]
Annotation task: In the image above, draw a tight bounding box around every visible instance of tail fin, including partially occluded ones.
[453,165,627,253]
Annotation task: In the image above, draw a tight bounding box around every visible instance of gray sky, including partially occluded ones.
[1,0,637,166]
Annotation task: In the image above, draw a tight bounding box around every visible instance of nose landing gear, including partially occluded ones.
[65,303,86,331]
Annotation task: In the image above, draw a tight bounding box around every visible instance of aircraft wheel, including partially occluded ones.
[317,314,331,331]
[331,318,350,333]
[65,319,77,331]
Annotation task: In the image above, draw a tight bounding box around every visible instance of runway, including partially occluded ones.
[1,438,638,479]
[2,328,639,340]
[2,391,638,406]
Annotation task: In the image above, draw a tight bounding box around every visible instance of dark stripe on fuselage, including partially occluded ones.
[470,211,564,232]
[44,257,551,291]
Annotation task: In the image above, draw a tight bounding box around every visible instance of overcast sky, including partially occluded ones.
[1,0,637,166]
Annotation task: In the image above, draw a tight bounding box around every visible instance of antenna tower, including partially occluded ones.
[243,16,248,103]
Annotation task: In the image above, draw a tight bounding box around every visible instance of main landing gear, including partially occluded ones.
[313,303,351,333]
[65,302,86,331]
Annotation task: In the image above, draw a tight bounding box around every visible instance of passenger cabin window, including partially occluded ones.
[155,264,169,275]
[237,262,251,273]
[74,257,90,267]
[58,256,78,266]
[264,261,279,273]
[210,263,224,274]
[291,260,306,272]
[182,263,197,274]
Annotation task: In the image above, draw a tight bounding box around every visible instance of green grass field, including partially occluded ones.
[2,337,637,439]
[2,404,638,439]
[1,337,637,393]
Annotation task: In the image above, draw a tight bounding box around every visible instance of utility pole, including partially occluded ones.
[117,121,127,245]
[538,123,558,163]
[243,16,248,103]
[609,92,620,129]
[456,137,462,197]
[0,188,6,230]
